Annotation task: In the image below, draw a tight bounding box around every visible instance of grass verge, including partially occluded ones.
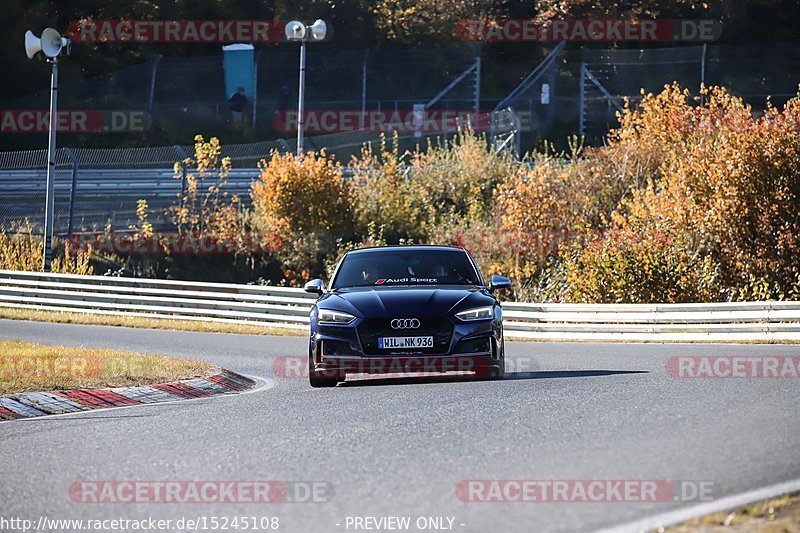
[0,306,305,337]
[0,339,215,395]
[665,491,800,532]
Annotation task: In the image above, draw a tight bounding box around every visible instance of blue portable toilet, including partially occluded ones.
[222,44,256,125]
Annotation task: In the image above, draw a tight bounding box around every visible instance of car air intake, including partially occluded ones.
[357,317,453,355]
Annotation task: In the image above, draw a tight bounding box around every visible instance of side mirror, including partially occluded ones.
[488,274,511,293]
[304,279,325,295]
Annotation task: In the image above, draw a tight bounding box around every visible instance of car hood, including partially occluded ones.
[319,286,494,317]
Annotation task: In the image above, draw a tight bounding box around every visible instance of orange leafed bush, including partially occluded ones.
[565,228,721,303]
[568,84,800,302]
[149,84,800,299]
[407,129,511,226]
[495,142,612,239]
[251,151,355,285]
[252,151,354,238]
[492,140,617,299]
[351,129,515,245]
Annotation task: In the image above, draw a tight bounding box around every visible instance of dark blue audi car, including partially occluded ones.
[303,245,510,387]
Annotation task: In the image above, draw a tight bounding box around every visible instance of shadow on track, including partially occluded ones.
[504,370,648,380]
[338,369,648,387]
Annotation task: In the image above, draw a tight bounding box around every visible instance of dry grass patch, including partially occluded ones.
[665,492,800,532]
[0,339,214,395]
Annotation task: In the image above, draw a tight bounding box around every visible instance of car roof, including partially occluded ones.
[346,245,467,255]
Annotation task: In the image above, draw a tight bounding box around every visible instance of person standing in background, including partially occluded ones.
[229,87,248,128]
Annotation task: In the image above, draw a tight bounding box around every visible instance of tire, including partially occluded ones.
[308,345,342,388]
[309,373,338,387]
[486,335,505,380]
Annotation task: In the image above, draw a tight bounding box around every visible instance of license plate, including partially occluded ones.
[378,336,434,349]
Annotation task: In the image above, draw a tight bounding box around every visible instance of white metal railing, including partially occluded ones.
[1,270,799,341]
[0,270,315,330]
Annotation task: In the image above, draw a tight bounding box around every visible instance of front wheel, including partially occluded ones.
[308,346,343,387]
[486,335,505,380]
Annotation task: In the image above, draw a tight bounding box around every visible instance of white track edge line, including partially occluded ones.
[596,477,800,533]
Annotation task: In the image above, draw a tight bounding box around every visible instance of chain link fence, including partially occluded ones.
[6,46,483,141]
[2,42,797,235]
[579,43,800,138]
[0,129,458,236]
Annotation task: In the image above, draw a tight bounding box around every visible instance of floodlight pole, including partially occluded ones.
[287,20,326,157]
[42,57,59,272]
[296,40,306,157]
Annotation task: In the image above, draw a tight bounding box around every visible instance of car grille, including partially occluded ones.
[357,317,454,355]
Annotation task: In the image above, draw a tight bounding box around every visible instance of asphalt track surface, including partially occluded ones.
[1,318,799,532]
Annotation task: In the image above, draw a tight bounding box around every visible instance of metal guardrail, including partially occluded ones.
[1,270,799,341]
[0,270,316,330]
[502,301,800,341]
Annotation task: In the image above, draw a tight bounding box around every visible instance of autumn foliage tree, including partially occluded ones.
[106,85,800,299]
[566,85,800,302]
[252,150,354,237]
[251,150,355,283]
[370,0,501,44]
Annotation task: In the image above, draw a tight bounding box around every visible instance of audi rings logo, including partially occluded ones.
[391,318,421,329]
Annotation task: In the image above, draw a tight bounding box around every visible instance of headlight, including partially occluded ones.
[318,309,356,325]
[455,306,493,321]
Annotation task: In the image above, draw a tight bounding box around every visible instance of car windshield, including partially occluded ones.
[332,249,481,289]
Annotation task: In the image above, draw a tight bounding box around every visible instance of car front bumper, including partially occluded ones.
[310,313,502,375]
[315,353,497,374]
